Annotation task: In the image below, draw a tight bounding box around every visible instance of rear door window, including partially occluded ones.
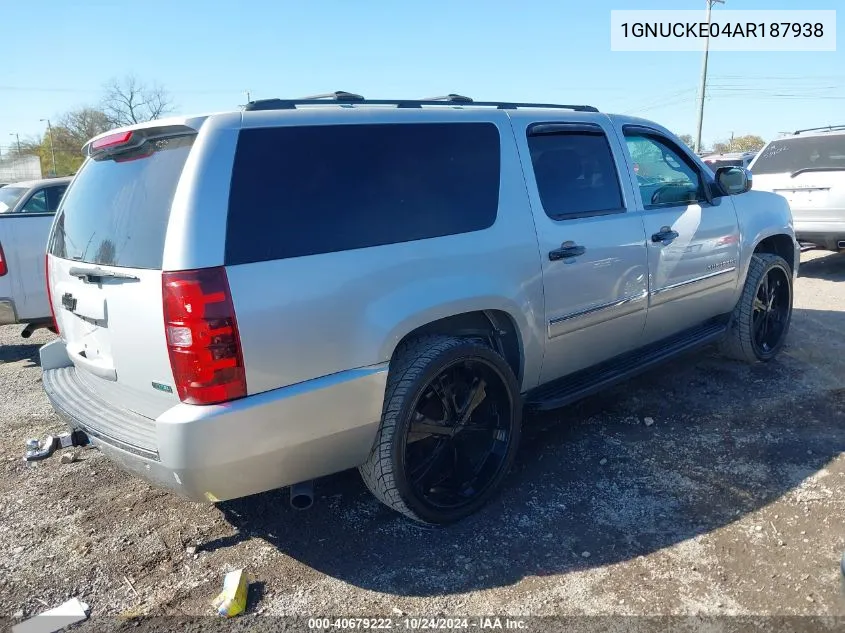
[48,135,195,269]
[526,126,625,219]
[752,135,845,175]
[225,122,501,264]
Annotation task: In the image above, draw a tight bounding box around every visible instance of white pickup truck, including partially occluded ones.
[0,177,70,337]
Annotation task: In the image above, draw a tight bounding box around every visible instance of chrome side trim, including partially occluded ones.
[651,267,736,296]
[548,290,648,339]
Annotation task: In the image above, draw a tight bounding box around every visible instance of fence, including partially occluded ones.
[0,154,42,183]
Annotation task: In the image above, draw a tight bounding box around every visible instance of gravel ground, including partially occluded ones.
[1,250,844,629]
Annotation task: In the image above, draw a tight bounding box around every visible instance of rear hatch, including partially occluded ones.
[751,134,845,224]
[47,128,198,419]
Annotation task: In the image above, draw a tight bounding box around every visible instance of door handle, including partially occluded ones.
[549,241,586,261]
[651,227,679,243]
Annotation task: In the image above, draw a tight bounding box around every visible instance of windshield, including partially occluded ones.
[0,187,28,213]
[48,134,195,269]
[752,135,845,175]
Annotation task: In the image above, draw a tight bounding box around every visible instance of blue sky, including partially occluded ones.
[2,0,842,152]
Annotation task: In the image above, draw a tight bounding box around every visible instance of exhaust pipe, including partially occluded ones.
[289,480,314,510]
[837,241,845,249]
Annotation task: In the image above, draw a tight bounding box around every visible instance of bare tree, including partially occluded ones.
[102,75,174,127]
[59,108,112,145]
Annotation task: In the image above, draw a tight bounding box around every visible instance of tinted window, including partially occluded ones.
[46,185,67,212]
[625,133,703,208]
[751,135,845,175]
[49,135,195,269]
[225,123,500,264]
[527,130,624,219]
[20,189,48,213]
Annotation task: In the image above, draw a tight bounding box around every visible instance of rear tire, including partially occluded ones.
[359,335,521,525]
[719,253,793,363]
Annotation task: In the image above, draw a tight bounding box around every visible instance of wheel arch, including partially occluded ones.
[753,233,797,274]
[383,308,527,387]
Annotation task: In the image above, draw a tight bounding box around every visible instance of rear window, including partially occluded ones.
[225,122,501,264]
[752,135,845,175]
[705,159,744,169]
[48,135,195,269]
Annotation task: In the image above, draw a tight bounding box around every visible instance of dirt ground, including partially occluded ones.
[1,250,844,629]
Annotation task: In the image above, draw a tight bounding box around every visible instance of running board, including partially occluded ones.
[525,316,730,412]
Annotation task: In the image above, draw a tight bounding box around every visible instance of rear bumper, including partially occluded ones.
[793,218,845,249]
[40,340,388,502]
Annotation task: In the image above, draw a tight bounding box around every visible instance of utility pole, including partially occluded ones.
[245,90,251,102]
[9,133,21,154]
[694,0,725,154]
[40,118,57,177]
[729,131,734,152]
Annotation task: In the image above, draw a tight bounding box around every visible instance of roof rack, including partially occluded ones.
[244,92,598,112]
[793,124,845,135]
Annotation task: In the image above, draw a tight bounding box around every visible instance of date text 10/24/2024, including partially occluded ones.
[308,618,528,630]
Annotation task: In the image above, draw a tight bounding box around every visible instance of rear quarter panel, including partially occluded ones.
[225,111,546,395]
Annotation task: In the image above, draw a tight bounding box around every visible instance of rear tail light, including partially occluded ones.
[45,255,59,335]
[162,267,247,405]
[0,242,6,277]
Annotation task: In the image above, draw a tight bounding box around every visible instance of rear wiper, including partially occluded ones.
[790,167,844,178]
[68,266,139,283]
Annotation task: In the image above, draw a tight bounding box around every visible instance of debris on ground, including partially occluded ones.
[643,417,655,427]
[186,545,198,556]
[581,551,591,558]
[12,598,89,633]
[599,458,608,466]
[60,452,77,464]
[212,569,249,617]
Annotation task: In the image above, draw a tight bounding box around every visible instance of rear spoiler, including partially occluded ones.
[83,125,198,159]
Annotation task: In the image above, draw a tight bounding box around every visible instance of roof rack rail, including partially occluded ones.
[300,91,365,101]
[422,94,474,103]
[244,96,598,113]
[793,124,845,135]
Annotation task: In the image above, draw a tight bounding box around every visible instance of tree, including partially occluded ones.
[677,134,694,148]
[712,134,766,154]
[59,108,112,147]
[102,74,174,127]
[732,134,766,152]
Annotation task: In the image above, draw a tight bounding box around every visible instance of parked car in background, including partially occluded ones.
[0,177,71,336]
[702,151,757,171]
[750,126,845,251]
[35,94,797,525]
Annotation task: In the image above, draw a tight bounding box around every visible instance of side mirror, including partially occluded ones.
[715,166,752,196]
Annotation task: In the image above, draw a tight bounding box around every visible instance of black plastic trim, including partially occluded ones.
[525,314,730,411]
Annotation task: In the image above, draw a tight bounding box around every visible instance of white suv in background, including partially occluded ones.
[750,126,845,251]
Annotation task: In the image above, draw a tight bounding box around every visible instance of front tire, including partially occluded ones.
[720,253,793,363]
[359,335,522,525]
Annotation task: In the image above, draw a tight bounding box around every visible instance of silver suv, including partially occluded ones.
[37,93,800,524]
[750,125,845,251]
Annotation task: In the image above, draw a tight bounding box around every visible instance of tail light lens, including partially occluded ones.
[0,242,6,277]
[45,255,59,334]
[162,267,247,405]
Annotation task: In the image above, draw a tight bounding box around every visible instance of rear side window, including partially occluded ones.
[46,185,67,212]
[752,135,845,175]
[527,127,624,220]
[225,123,501,264]
[48,135,195,269]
